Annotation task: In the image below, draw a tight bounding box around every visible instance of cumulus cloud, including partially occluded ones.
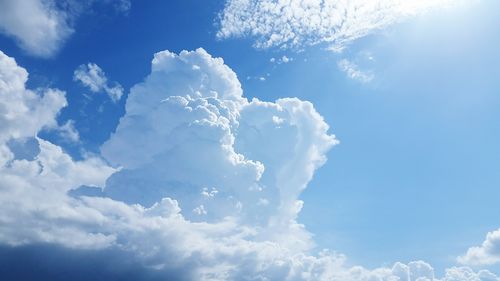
[337,58,374,83]
[0,0,73,57]
[459,229,500,266]
[217,0,455,52]
[0,50,66,147]
[56,119,80,143]
[0,0,131,58]
[0,49,116,247]
[74,63,124,102]
[100,48,337,254]
[0,48,497,280]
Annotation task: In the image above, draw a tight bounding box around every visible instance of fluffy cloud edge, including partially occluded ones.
[459,229,500,266]
[0,0,131,58]
[74,62,124,102]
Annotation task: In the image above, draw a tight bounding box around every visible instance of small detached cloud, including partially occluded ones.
[217,0,455,52]
[270,55,294,64]
[459,229,500,266]
[111,0,132,14]
[337,58,374,83]
[246,73,270,82]
[73,63,124,102]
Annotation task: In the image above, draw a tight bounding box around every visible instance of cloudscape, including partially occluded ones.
[1,1,500,280]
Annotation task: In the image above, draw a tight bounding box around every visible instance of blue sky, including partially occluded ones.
[1,0,500,280]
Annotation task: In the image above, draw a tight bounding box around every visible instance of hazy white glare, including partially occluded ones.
[218,0,457,51]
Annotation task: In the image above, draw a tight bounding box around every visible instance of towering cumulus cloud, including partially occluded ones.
[102,48,336,240]
[0,48,497,280]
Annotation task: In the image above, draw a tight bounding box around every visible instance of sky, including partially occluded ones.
[1,0,500,280]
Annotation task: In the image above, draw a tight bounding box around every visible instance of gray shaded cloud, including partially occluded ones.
[0,244,187,281]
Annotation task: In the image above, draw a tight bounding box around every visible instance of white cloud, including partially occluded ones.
[0,0,73,58]
[193,205,207,215]
[459,229,500,266]
[217,0,455,52]
[74,63,124,102]
[0,0,131,58]
[56,119,80,143]
[338,58,374,83]
[271,55,294,64]
[0,49,115,247]
[101,48,337,235]
[0,48,498,280]
[0,50,66,147]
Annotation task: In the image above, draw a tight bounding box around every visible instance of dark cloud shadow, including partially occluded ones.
[0,244,190,281]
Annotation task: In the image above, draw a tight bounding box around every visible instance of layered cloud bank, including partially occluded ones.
[217,0,455,51]
[0,48,497,280]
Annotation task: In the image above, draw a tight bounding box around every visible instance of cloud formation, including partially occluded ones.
[0,48,498,280]
[0,0,131,58]
[0,0,73,57]
[337,58,374,83]
[74,63,124,102]
[459,229,500,266]
[0,50,65,146]
[56,119,80,143]
[271,55,294,64]
[217,0,454,52]
[0,49,116,248]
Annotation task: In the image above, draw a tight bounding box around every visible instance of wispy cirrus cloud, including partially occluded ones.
[337,58,374,83]
[217,0,455,52]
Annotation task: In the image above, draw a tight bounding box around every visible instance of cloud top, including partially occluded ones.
[459,229,500,266]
